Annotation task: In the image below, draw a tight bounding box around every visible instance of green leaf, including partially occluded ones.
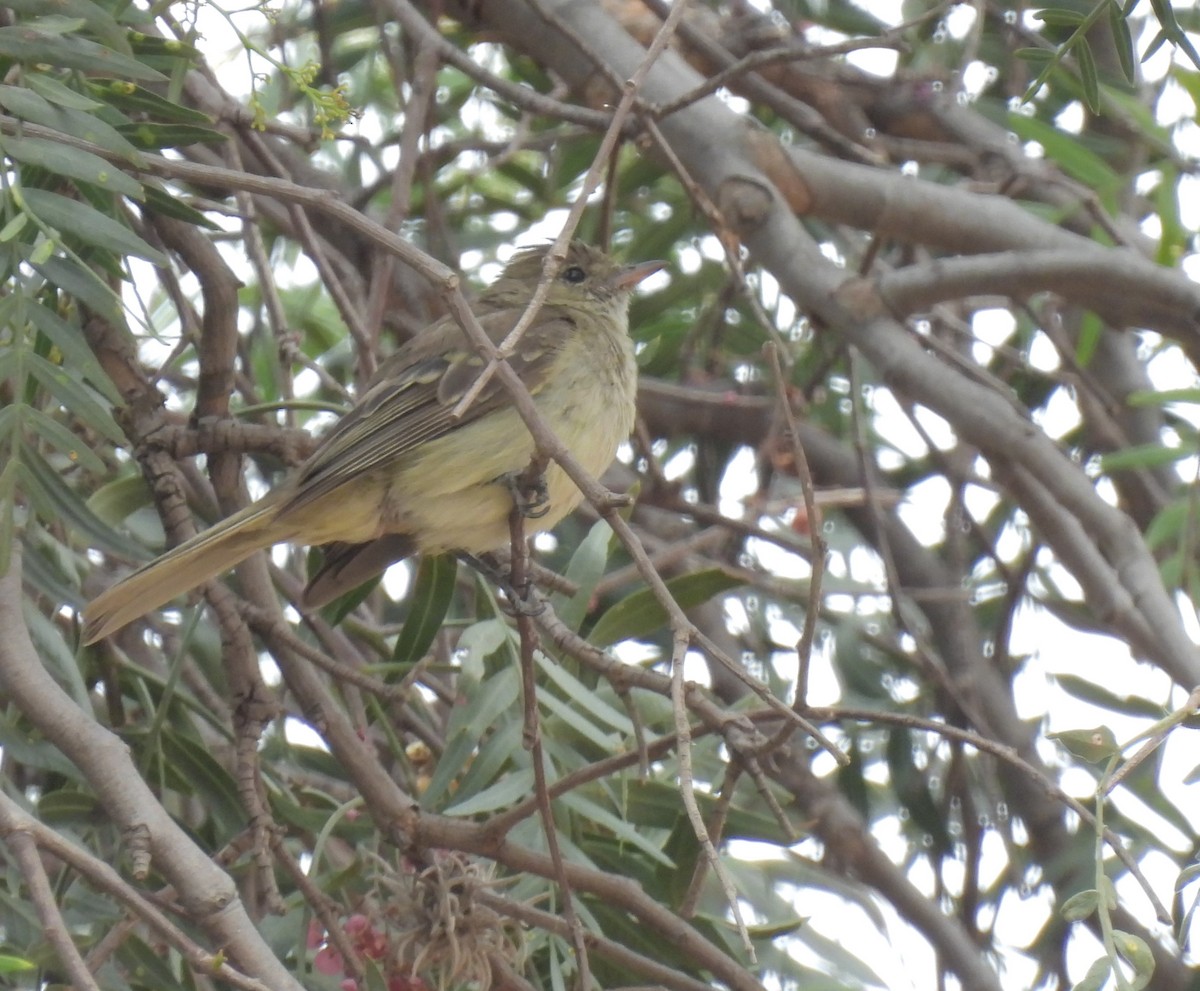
[1074,311,1102,367]
[26,300,122,404]
[443,768,534,815]
[3,136,143,197]
[1100,442,1192,472]
[26,351,124,443]
[535,650,631,734]
[0,955,36,975]
[1142,28,1170,64]
[1054,674,1168,718]
[86,472,154,531]
[23,603,90,704]
[29,236,55,266]
[21,188,166,264]
[1035,8,1087,25]
[0,708,81,778]
[24,70,107,109]
[393,553,457,665]
[422,666,521,807]
[1071,957,1110,991]
[1049,725,1121,763]
[538,691,621,751]
[0,26,165,81]
[20,441,144,557]
[37,787,101,822]
[588,568,744,647]
[1076,38,1101,114]
[26,406,106,473]
[454,616,514,679]
[552,519,612,632]
[89,77,213,124]
[1005,114,1120,192]
[1061,888,1100,921]
[2,0,130,51]
[155,732,245,840]
[118,121,227,150]
[17,16,88,36]
[747,916,806,940]
[31,253,128,327]
[115,934,191,991]
[1125,387,1200,407]
[0,213,27,242]
[1109,3,1137,82]
[449,713,523,800]
[140,181,221,230]
[560,791,675,866]
[0,84,143,162]
[1112,930,1155,986]
[1176,862,1200,890]
[1014,47,1058,63]
[127,31,202,67]
[1151,164,1186,266]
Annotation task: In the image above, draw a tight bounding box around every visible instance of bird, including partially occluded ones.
[82,241,665,644]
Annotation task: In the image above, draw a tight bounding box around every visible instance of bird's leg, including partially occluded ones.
[456,551,545,617]
[501,457,551,520]
[489,453,550,616]
[455,551,507,586]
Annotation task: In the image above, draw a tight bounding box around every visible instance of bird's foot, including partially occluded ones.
[502,469,550,520]
[456,552,544,616]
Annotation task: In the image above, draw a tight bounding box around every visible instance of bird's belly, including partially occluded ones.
[382,380,631,554]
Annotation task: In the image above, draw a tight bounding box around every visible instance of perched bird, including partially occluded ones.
[83,241,664,644]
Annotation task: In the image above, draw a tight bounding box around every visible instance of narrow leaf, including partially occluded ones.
[0,84,143,161]
[588,569,744,647]
[1076,39,1101,114]
[31,253,127,327]
[1006,114,1120,191]
[1108,4,1137,82]
[89,77,213,124]
[1061,888,1100,921]
[140,182,221,230]
[393,553,457,665]
[1035,9,1087,25]
[22,188,166,264]
[24,70,107,110]
[4,136,143,197]
[118,121,227,150]
[27,351,124,443]
[20,444,144,556]
[1,0,130,51]
[0,27,165,81]
[443,769,534,816]
[26,407,106,473]
[552,519,612,631]
[27,301,122,404]
[1071,957,1110,991]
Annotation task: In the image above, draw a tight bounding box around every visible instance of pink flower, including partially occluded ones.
[342,914,387,960]
[314,945,344,975]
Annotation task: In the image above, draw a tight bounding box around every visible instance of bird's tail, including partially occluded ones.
[82,498,285,644]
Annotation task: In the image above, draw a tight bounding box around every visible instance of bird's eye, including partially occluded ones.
[562,265,587,284]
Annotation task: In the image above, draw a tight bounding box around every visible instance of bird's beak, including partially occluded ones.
[611,259,667,291]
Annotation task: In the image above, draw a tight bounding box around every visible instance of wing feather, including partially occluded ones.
[277,308,574,516]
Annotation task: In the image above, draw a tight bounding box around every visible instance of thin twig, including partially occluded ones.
[508,458,593,991]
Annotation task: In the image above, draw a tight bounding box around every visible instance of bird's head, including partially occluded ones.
[482,241,665,316]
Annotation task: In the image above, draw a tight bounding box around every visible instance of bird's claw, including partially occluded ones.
[504,470,550,520]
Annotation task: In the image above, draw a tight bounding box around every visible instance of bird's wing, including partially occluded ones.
[300,534,418,609]
[278,307,574,515]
